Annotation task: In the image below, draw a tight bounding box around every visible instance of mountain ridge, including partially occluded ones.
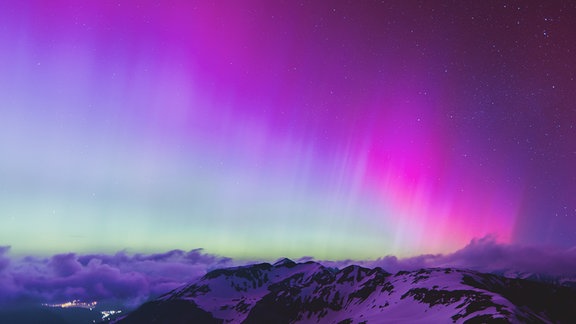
[112,259,576,323]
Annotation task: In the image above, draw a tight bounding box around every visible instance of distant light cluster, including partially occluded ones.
[42,299,97,310]
[101,310,122,320]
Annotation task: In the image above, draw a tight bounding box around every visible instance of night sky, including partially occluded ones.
[1,0,575,262]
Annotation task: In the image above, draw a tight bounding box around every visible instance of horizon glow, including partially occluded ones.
[1,1,575,259]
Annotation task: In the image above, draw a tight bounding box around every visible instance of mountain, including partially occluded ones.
[112,259,576,323]
[492,269,576,289]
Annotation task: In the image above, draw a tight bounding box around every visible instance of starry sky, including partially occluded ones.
[1,0,575,260]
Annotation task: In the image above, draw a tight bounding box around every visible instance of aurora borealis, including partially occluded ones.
[1,0,575,262]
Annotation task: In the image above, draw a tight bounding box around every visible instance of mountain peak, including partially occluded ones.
[272,257,296,267]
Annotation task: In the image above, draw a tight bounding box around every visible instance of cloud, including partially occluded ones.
[0,246,235,307]
[366,236,576,276]
[0,246,10,272]
[310,236,576,277]
[49,253,83,277]
[439,236,576,276]
[1,238,575,307]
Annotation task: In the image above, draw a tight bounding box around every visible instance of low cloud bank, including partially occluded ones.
[0,248,234,307]
[314,236,576,276]
[1,237,575,307]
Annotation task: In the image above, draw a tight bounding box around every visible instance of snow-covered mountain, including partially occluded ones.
[112,259,576,323]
